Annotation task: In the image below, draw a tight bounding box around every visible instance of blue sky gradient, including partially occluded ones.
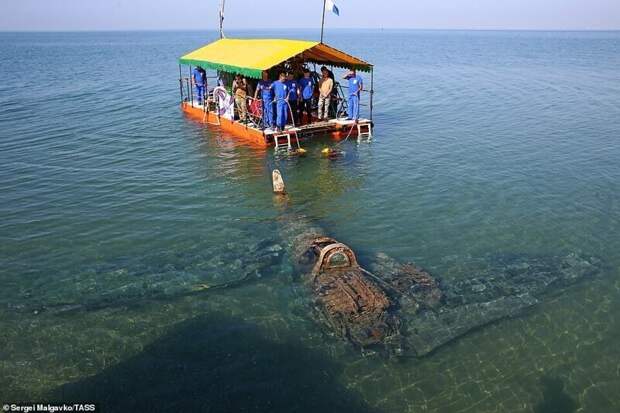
[1,0,619,31]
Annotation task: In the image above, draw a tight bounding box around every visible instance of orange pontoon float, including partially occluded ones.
[178,38,374,150]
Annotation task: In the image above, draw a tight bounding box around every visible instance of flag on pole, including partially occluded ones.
[326,0,340,16]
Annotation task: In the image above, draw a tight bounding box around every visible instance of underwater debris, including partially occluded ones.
[272,169,286,194]
[11,239,285,316]
[308,239,396,347]
[280,215,602,356]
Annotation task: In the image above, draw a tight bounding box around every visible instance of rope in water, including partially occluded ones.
[335,121,357,146]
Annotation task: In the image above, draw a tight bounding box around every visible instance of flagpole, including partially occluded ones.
[219,0,226,39]
[320,0,326,43]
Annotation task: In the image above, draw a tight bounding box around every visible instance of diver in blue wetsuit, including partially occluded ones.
[272,72,289,132]
[343,69,363,121]
[254,71,273,129]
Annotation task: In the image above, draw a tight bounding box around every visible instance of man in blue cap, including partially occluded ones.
[343,68,363,121]
[192,66,206,104]
[254,71,273,129]
[272,72,289,132]
[298,68,315,125]
[285,73,300,125]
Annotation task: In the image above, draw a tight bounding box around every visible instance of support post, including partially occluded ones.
[179,64,184,104]
[369,67,374,122]
[189,66,193,106]
[320,0,326,43]
[186,77,190,105]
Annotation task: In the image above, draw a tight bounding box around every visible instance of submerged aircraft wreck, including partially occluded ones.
[21,171,601,360]
[278,202,601,357]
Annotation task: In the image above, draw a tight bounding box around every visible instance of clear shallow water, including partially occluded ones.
[1,30,620,412]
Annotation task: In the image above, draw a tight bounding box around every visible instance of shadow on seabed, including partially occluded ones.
[53,312,379,413]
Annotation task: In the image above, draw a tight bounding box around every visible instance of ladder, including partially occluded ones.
[357,123,372,142]
[273,131,301,153]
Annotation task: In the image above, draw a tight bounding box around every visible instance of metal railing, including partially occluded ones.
[178,71,219,107]
[179,70,374,127]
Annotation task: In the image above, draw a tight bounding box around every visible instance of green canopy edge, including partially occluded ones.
[178,59,263,79]
[179,58,371,79]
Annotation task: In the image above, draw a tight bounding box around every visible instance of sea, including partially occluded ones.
[1,29,619,412]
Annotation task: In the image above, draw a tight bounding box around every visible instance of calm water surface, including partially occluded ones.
[1,30,620,412]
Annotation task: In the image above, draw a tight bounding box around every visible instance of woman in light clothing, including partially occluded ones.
[232,74,248,122]
[318,67,334,120]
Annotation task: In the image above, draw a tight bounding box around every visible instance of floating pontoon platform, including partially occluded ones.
[182,100,372,148]
[178,38,374,149]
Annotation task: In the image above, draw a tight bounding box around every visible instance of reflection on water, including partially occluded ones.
[1,30,620,412]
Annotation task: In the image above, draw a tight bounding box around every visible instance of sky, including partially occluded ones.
[1,0,619,31]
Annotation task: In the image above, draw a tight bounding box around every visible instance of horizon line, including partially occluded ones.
[1,27,620,33]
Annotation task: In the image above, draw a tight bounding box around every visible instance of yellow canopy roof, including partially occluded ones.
[179,38,372,79]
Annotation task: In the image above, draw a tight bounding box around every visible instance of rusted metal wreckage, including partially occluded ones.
[307,236,396,348]
[279,206,602,357]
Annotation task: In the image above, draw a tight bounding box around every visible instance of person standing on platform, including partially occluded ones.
[325,67,339,117]
[298,69,314,125]
[318,67,334,120]
[254,71,273,129]
[192,66,207,104]
[272,72,289,132]
[343,68,363,121]
[232,74,248,122]
[285,73,300,125]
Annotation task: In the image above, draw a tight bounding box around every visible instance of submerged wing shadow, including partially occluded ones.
[53,312,379,413]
